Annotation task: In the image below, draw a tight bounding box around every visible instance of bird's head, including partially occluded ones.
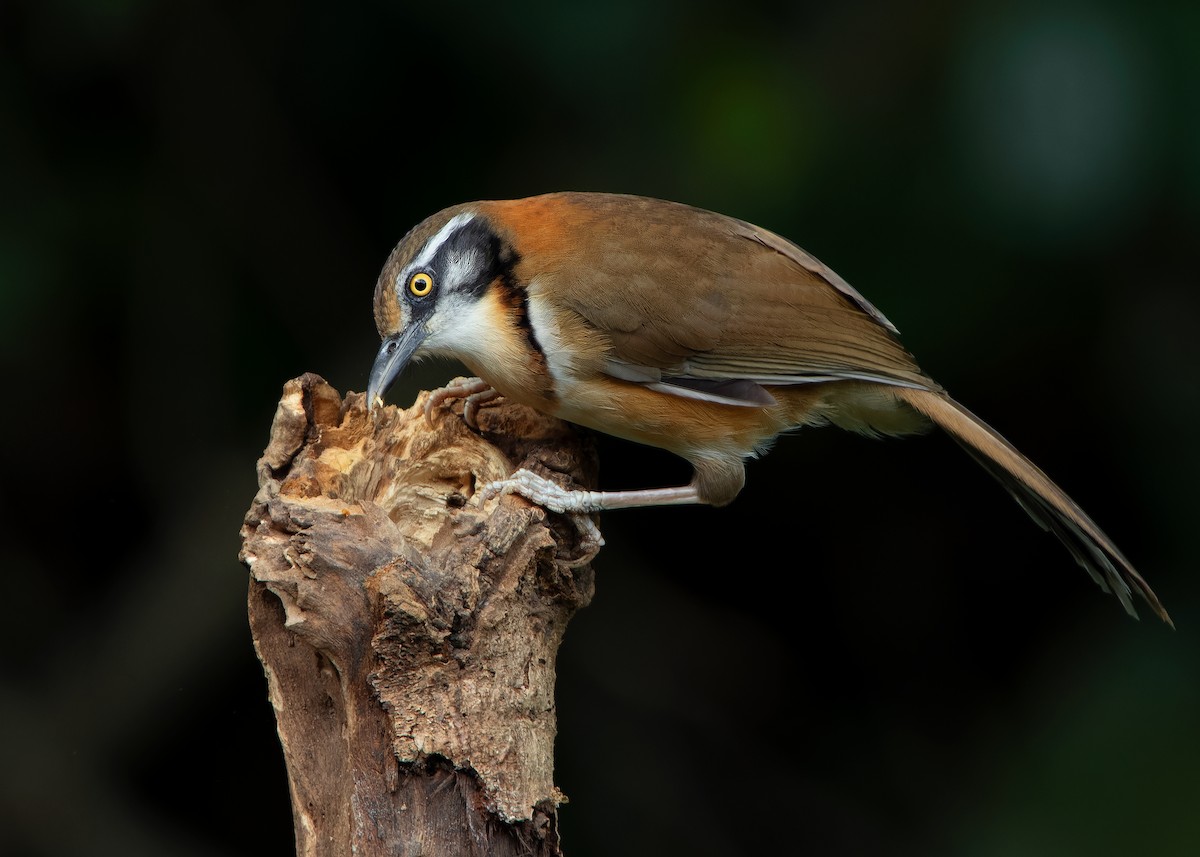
[367,204,519,409]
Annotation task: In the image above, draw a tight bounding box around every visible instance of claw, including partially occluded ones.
[462,387,502,428]
[478,468,606,565]
[425,377,499,428]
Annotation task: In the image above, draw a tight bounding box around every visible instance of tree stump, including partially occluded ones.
[239,374,599,856]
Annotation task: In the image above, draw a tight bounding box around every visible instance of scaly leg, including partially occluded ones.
[478,468,702,513]
[478,469,704,562]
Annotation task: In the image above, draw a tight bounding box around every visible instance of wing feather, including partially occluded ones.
[532,194,935,393]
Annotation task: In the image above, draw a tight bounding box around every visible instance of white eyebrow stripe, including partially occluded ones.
[413,211,475,270]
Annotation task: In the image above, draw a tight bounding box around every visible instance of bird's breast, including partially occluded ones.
[440,283,561,411]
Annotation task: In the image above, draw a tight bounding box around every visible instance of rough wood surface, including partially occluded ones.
[239,373,599,857]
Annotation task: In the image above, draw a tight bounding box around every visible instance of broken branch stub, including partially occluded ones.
[239,373,599,856]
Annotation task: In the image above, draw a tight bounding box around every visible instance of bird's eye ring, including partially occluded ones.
[408,272,434,297]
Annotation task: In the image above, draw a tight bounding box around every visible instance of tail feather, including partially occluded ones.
[894,387,1171,626]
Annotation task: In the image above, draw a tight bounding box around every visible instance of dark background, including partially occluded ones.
[3,1,1198,855]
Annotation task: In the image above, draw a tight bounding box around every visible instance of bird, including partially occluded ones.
[366,191,1169,624]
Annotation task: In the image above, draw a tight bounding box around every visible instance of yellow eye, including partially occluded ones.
[408,272,434,297]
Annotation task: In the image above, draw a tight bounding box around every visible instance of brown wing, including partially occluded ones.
[519,193,936,393]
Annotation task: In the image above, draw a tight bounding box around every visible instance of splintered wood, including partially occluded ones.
[239,374,598,857]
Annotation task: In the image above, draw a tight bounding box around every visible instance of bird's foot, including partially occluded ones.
[479,468,605,514]
[425,377,501,429]
[481,468,704,513]
[478,468,605,563]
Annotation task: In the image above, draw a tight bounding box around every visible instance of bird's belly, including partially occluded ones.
[548,375,822,463]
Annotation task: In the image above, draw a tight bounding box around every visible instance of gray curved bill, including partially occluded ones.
[367,323,427,409]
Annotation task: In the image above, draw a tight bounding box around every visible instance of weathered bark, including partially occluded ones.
[239,374,599,856]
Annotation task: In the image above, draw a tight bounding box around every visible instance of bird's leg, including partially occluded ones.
[478,468,702,513]
[425,377,501,429]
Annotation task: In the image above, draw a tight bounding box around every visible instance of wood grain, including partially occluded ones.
[240,374,599,856]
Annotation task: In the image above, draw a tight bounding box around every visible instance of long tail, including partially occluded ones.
[893,387,1171,626]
